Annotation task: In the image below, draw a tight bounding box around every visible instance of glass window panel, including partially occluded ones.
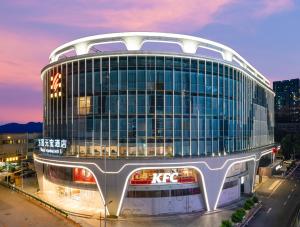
[102,58,109,92]
[137,94,146,114]
[128,95,136,114]
[206,61,212,95]
[165,95,173,114]
[198,60,205,94]
[165,70,173,91]
[119,57,127,90]
[174,140,182,157]
[94,59,101,93]
[174,95,182,115]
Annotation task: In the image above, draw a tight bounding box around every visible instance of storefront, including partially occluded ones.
[121,168,205,216]
[41,165,103,215]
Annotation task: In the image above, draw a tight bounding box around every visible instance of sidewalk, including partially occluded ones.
[68,196,251,227]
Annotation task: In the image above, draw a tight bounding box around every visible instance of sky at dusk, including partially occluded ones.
[0,0,299,124]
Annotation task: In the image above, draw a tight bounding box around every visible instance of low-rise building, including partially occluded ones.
[0,133,41,162]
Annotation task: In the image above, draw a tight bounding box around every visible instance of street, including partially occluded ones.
[248,164,300,227]
[0,184,76,227]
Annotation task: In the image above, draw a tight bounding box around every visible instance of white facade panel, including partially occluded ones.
[121,194,205,216]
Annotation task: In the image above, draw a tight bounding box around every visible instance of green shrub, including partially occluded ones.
[236,208,246,217]
[246,199,254,207]
[243,200,254,210]
[231,211,244,223]
[252,196,258,203]
[230,208,246,223]
[221,220,233,227]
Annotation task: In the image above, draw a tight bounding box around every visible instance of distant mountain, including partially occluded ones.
[0,122,42,134]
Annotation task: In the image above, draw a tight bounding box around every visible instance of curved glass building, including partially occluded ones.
[35,32,275,217]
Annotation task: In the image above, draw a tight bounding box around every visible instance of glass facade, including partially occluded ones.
[43,54,274,158]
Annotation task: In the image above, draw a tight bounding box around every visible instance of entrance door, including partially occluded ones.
[241,182,244,194]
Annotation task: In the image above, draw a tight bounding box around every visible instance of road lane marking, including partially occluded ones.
[266,208,272,214]
[284,201,287,206]
[268,180,284,198]
[268,180,280,190]
[288,194,291,199]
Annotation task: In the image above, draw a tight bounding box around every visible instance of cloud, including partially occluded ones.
[26,0,236,33]
[0,28,60,88]
[254,0,294,17]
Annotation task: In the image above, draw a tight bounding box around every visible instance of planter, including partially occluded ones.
[235,202,262,227]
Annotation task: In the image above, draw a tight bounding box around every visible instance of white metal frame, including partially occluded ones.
[45,32,270,87]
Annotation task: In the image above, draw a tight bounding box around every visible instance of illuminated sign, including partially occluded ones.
[73,168,96,183]
[38,138,67,155]
[50,73,62,98]
[130,168,197,185]
[151,172,179,184]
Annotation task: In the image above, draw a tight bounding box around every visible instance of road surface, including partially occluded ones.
[248,164,300,227]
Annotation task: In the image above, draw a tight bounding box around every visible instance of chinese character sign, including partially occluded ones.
[37,138,67,155]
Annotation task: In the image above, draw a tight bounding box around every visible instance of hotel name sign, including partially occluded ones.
[38,138,67,155]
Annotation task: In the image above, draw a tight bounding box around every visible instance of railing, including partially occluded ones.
[237,202,262,227]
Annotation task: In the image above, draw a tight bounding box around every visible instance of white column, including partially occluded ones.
[222,50,233,62]
[75,42,89,55]
[181,40,198,54]
[123,36,143,51]
[199,166,228,211]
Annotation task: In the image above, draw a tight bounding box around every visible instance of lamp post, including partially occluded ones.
[104,200,112,227]
[100,145,109,227]
[6,163,9,185]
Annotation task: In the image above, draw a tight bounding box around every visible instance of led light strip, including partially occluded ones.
[212,157,256,210]
[34,149,272,215]
[117,149,272,215]
[34,149,272,174]
[116,165,210,215]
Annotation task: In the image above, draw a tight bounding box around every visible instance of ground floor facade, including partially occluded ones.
[34,146,274,217]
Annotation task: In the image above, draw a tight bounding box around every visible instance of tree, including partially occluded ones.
[280,134,300,159]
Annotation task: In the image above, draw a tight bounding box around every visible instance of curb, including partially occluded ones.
[237,202,262,227]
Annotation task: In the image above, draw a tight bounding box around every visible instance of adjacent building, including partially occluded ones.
[273,78,300,139]
[0,133,41,162]
[34,32,275,217]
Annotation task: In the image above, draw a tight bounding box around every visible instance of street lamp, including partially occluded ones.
[104,200,112,227]
[6,163,9,185]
